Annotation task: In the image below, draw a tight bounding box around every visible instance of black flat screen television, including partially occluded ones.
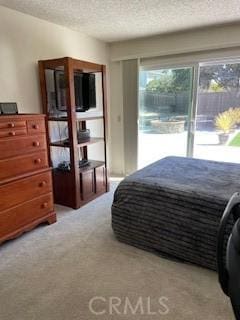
[54,71,96,112]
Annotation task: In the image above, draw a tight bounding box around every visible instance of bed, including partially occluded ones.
[111,156,240,270]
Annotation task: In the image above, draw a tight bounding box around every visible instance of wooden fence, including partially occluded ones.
[140,91,240,117]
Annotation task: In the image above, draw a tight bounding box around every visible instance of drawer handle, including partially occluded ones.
[8,123,15,128]
[33,141,40,147]
[39,181,46,187]
[32,124,39,129]
[34,158,41,164]
[41,202,48,209]
[9,131,16,136]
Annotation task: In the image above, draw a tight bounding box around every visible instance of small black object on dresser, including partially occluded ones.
[0,102,18,115]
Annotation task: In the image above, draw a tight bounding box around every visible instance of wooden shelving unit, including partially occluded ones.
[38,57,109,209]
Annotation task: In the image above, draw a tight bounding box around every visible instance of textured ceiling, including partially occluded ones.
[1,0,240,42]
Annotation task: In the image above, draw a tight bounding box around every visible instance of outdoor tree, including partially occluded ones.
[199,64,240,92]
[146,64,240,93]
[146,69,191,93]
[145,70,174,93]
[173,68,192,92]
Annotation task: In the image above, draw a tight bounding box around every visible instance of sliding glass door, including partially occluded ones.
[138,66,194,168]
[193,62,240,163]
[138,60,240,168]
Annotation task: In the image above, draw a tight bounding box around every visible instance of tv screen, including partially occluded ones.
[55,71,96,112]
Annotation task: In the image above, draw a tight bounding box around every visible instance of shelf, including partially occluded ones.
[79,160,105,172]
[48,117,68,122]
[53,160,105,173]
[50,137,104,148]
[48,115,103,121]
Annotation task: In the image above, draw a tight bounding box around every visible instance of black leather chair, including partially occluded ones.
[217,192,240,319]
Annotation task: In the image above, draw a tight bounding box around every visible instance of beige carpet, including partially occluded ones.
[0,183,234,320]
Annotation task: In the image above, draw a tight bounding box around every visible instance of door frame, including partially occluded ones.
[187,62,199,157]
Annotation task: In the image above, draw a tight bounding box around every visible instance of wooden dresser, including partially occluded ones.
[0,114,56,244]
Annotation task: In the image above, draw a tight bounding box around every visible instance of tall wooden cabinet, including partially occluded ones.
[38,57,109,209]
[0,114,56,244]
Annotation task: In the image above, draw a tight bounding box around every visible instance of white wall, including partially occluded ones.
[0,5,109,114]
[110,24,240,61]
[0,6,115,172]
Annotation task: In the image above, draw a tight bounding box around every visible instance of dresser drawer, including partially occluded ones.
[27,119,46,134]
[0,170,52,211]
[0,120,26,130]
[0,193,54,238]
[0,151,48,181]
[0,135,47,160]
[0,128,27,139]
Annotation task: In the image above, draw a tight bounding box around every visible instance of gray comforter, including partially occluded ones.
[112,156,240,270]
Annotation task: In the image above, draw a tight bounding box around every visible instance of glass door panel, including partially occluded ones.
[194,62,240,163]
[138,67,193,168]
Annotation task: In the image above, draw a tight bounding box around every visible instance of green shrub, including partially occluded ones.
[229,107,240,125]
[215,110,235,133]
[215,107,240,133]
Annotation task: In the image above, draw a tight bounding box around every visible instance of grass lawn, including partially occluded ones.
[229,132,240,147]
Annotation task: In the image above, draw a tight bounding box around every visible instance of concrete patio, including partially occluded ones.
[138,130,240,168]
